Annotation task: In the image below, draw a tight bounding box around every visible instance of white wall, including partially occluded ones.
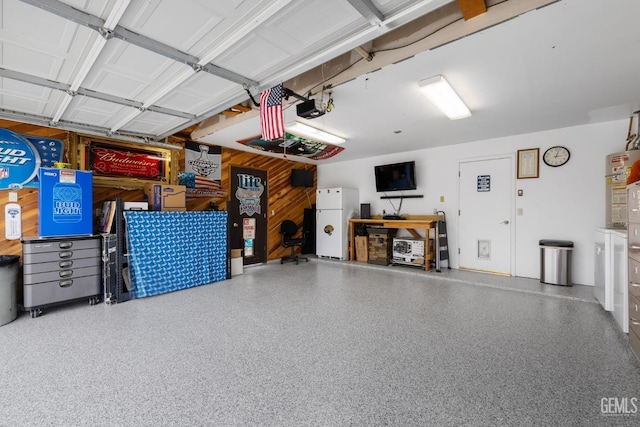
[318,119,628,286]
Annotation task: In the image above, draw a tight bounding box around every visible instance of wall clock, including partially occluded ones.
[543,146,570,167]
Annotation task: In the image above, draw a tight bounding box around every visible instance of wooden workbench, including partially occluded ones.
[348,215,439,271]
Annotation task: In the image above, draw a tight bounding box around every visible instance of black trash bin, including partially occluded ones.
[0,255,20,326]
[539,240,573,286]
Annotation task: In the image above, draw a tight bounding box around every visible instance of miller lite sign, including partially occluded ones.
[235,173,264,216]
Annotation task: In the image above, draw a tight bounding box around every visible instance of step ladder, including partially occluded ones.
[435,211,450,272]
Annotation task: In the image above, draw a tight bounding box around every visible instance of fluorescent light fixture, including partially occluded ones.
[286,121,346,144]
[418,75,471,120]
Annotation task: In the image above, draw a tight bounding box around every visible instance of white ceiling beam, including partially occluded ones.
[0,67,195,120]
[346,0,385,26]
[53,0,130,123]
[17,0,258,87]
[198,0,295,65]
[0,107,179,147]
[258,0,452,91]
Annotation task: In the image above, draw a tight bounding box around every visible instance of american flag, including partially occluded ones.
[260,84,284,140]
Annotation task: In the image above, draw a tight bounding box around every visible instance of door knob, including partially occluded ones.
[233,223,238,227]
[500,220,509,224]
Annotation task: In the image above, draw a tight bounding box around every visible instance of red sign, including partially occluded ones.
[86,144,167,180]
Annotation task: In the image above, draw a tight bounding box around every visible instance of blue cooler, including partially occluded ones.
[38,168,93,237]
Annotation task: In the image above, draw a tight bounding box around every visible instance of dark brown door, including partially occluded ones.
[229,166,268,265]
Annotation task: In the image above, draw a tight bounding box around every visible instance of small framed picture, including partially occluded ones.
[517,148,540,179]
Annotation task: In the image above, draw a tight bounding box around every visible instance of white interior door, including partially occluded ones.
[458,157,513,275]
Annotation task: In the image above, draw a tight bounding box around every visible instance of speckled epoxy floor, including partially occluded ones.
[1,259,639,426]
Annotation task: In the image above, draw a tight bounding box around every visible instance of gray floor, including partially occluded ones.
[1,258,639,426]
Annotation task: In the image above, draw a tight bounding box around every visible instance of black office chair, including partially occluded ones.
[280,220,309,264]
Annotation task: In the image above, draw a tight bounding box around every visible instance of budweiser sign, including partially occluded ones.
[88,144,167,179]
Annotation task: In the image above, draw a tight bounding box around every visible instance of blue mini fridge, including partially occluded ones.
[38,168,93,237]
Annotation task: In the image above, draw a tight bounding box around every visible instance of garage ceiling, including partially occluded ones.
[0,0,470,142]
[2,0,638,164]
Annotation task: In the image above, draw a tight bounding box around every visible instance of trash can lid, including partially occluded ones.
[0,255,20,266]
[539,239,573,248]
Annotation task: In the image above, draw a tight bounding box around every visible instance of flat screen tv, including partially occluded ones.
[291,169,314,187]
[374,161,417,192]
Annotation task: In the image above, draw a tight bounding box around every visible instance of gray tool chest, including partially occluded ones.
[22,236,101,317]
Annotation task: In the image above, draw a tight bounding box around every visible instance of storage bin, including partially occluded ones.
[0,255,19,326]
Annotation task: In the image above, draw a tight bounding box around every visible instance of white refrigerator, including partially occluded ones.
[316,187,359,259]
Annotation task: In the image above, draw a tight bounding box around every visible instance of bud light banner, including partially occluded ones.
[0,128,64,190]
[38,167,93,237]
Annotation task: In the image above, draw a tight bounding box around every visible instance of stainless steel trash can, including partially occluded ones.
[539,240,573,286]
[0,255,19,326]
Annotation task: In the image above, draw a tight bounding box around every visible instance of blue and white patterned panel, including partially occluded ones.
[124,211,228,298]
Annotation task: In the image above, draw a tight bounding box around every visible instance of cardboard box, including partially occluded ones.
[392,238,426,266]
[355,235,368,262]
[231,249,243,259]
[367,228,396,266]
[144,184,186,211]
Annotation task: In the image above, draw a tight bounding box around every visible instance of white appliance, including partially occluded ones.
[594,228,629,332]
[594,228,614,311]
[611,230,629,333]
[316,188,359,259]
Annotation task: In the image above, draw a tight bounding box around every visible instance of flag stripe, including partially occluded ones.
[260,84,284,140]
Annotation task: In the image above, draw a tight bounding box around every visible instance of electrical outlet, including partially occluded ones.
[8,192,18,202]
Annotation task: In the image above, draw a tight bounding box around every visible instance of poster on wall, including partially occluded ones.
[180,141,226,199]
[237,133,344,161]
[0,128,65,190]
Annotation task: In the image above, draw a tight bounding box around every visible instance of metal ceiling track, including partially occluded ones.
[18,0,258,88]
[0,67,195,120]
[346,0,385,25]
[0,107,181,149]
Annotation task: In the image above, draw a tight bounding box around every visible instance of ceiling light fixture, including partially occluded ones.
[286,121,346,144]
[418,75,471,120]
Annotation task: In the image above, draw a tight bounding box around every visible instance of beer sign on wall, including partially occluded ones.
[0,128,64,190]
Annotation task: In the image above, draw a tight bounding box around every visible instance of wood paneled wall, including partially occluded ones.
[0,119,316,267]
[219,150,316,260]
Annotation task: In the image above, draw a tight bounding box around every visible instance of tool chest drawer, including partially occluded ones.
[23,247,100,264]
[22,257,99,275]
[23,276,101,308]
[23,237,100,253]
[24,265,101,285]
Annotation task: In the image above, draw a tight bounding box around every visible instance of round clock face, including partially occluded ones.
[543,146,570,167]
